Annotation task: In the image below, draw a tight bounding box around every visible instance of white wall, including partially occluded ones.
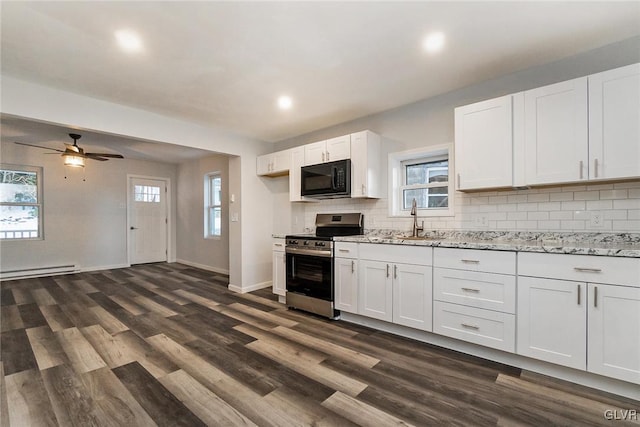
[0,140,177,272]
[1,77,274,291]
[274,36,640,235]
[176,154,230,274]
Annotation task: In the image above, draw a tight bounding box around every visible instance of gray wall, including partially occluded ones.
[176,154,230,273]
[272,36,640,234]
[0,140,178,272]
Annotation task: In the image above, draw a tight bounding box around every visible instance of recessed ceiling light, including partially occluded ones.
[277,95,293,110]
[423,32,445,53]
[115,29,143,53]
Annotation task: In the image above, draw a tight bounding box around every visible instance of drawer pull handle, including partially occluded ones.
[351,260,355,273]
[274,243,283,247]
[573,267,602,273]
[594,286,598,308]
[461,323,480,330]
[386,264,390,278]
[461,259,480,264]
[461,287,480,293]
[394,264,398,279]
[579,160,584,179]
[338,249,350,253]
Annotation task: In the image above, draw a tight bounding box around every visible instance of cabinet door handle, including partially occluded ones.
[579,160,584,179]
[394,264,397,279]
[461,259,480,264]
[362,184,365,195]
[351,260,355,273]
[461,323,480,330]
[594,158,599,178]
[386,264,390,278]
[577,284,581,305]
[573,267,602,273]
[322,152,325,162]
[594,286,598,308]
[457,173,461,188]
[326,151,330,161]
[461,287,480,293]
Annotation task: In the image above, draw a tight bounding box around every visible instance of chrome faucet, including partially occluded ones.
[410,198,424,237]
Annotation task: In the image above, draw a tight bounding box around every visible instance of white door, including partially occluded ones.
[393,263,432,331]
[588,284,640,384]
[129,177,168,264]
[335,257,358,314]
[454,94,514,190]
[588,63,640,181]
[517,277,586,370]
[524,77,588,185]
[358,260,393,322]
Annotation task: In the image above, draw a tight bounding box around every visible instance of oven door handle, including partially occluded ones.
[285,247,332,258]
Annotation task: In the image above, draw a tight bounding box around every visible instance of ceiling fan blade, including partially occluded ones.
[85,152,124,158]
[85,155,109,161]
[14,141,65,153]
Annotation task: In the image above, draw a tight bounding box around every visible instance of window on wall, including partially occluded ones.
[204,172,222,238]
[388,144,454,217]
[0,165,43,240]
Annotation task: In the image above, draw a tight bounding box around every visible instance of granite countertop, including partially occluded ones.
[335,230,640,258]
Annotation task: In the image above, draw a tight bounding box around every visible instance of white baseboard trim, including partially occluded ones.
[175,259,229,275]
[0,264,80,281]
[340,312,640,401]
[228,281,272,294]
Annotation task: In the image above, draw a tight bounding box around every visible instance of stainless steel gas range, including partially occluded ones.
[285,213,363,319]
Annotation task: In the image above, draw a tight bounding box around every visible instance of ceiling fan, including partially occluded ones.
[14,133,124,167]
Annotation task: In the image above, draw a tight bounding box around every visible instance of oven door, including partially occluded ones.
[285,249,333,301]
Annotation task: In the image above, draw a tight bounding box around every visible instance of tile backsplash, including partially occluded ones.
[303,181,640,234]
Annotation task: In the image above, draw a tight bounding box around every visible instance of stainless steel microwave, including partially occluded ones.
[301,159,351,198]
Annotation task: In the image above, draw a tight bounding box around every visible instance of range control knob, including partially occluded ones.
[315,241,326,247]
[303,240,310,246]
[288,240,298,245]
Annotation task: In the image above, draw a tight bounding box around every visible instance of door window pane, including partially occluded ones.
[134,185,161,203]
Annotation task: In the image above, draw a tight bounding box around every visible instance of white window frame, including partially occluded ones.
[0,164,44,240]
[204,172,222,239]
[388,144,455,217]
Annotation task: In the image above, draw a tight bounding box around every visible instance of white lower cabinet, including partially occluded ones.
[356,244,432,328]
[334,242,358,314]
[392,263,432,331]
[272,240,286,296]
[517,277,587,370]
[359,260,393,322]
[588,284,640,384]
[432,248,516,351]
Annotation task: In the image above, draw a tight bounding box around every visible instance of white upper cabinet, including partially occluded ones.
[257,149,291,177]
[588,63,640,181]
[304,135,351,165]
[350,130,381,198]
[455,94,516,190]
[524,77,589,185]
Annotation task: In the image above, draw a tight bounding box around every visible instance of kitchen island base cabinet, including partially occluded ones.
[588,284,640,384]
[517,277,587,371]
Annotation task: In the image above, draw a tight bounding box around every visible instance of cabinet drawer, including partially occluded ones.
[433,301,515,352]
[359,243,432,266]
[272,239,285,252]
[434,248,515,275]
[518,252,640,286]
[434,268,516,313]
[334,242,359,259]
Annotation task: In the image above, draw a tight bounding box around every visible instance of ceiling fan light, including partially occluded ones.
[63,154,85,168]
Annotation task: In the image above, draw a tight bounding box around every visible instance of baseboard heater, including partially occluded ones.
[0,264,80,281]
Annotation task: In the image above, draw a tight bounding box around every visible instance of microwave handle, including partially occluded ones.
[332,166,338,190]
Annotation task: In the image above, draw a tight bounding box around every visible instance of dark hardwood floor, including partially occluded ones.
[1,263,638,426]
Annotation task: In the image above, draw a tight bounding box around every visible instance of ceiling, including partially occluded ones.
[2,1,640,151]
